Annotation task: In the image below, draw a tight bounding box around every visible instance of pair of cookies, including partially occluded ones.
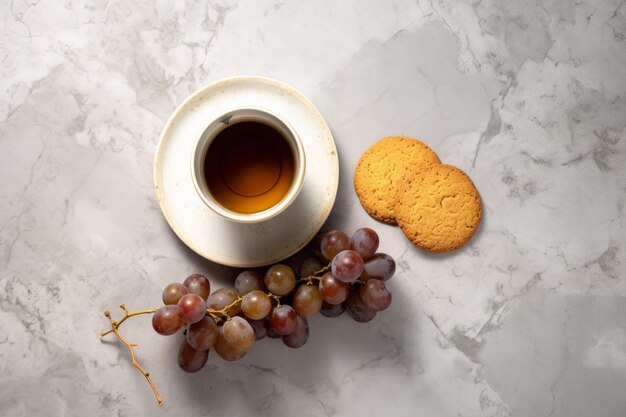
[354,136,481,252]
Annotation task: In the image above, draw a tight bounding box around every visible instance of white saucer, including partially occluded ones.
[154,76,339,267]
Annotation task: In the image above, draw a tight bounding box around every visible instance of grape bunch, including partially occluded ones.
[151,227,396,373]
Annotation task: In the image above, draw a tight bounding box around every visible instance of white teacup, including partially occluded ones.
[191,108,306,224]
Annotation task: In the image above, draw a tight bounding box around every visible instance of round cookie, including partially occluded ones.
[354,137,441,223]
[394,164,481,252]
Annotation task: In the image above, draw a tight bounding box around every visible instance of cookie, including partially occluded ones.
[354,137,441,223]
[394,164,481,252]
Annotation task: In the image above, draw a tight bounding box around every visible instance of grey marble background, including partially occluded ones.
[1,1,625,416]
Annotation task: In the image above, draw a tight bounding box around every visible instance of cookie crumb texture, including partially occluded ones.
[395,164,481,252]
[354,137,440,223]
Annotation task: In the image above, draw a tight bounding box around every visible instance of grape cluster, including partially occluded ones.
[151,227,396,373]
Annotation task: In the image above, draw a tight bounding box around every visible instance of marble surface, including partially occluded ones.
[1,0,625,416]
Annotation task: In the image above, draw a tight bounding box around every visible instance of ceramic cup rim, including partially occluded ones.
[190,107,306,223]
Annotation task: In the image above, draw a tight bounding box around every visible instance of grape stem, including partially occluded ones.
[295,264,366,287]
[99,261,364,406]
[295,264,331,285]
[207,297,242,322]
[99,305,162,406]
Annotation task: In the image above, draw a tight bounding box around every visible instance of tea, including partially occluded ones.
[203,121,296,214]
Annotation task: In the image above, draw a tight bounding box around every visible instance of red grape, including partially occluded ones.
[235,270,265,295]
[152,305,185,335]
[270,305,297,335]
[360,279,392,311]
[207,288,241,315]
[214,326,247,361]
[183,274,210,300]
[318,272,350,304]
[264,264,296,295]
[178,339,208,372]
[241,290,272,320]
[293,285,323,317]
[331,250,364,283]
[320,301,345,318]
[361,253,395,281]
[321,230,350,260]
[346,291,376,322]
[162,283,188,305]
[186,316,218,350]
[350,227,379,259]
[282,315,309,348]
[299,257,324,278]
[247,318,270,340]
[223,316,255,350]
[178,293,206,324]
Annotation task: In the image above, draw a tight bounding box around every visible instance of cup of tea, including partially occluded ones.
[191,108,306,223]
